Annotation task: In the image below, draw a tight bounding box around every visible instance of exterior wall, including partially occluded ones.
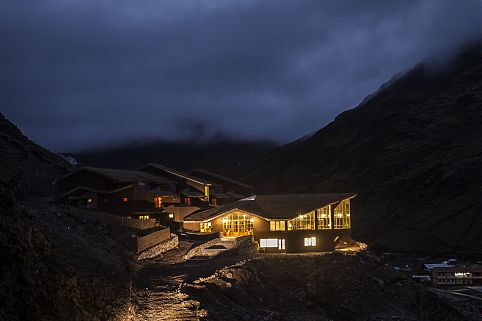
[255,229,351,253]
[69,185,160,217]
[183,221,201,232]
[97,185,136,216]
[67,207,159,230]
[432,270,482,286]
[163,206,200,222]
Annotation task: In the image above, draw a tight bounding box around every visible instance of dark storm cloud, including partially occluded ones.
[0,0,480,151]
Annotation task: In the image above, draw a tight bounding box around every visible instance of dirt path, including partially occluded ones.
[133,239,250,320]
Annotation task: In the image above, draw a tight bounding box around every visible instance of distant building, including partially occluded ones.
[54,165,252,225]
[424,263,455,271]
[432,266,482,286]
[54,167,175,219]
[183,193,356,253]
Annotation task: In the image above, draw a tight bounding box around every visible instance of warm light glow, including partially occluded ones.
[288,211,315,230]
[154,196,162,208]
[270,220,285,231]
[123,197,128,202]
[304,236,316,247]
[334,199,351,229]
[200,221,213,233]
[222,213,253,236]
[168,213,174,219]
[87,198,93,203]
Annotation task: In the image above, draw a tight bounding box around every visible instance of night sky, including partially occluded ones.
[1,0,480,152]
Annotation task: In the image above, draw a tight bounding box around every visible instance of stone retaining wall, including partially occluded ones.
[136,228,171,253]
[183,237,221,260]
[137,234,179,260]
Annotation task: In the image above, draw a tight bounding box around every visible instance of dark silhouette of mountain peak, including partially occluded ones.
[244,43,482,253]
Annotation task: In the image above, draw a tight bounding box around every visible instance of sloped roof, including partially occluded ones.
[190,169,253,190]
[55,167,173,184]
[424,263,455,270]
[139,163,218,186]
[61,185,133,197]
[184,193,356,221]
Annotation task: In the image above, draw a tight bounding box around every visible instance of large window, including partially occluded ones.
[304,237,316,247]
[259,239,278,248]
[260,238,285,250]
[200,222,212,232]
[334,199,351,229]
[317,205,331,229]
[288,211,315,230]
[270,220,286,231]
[222,213,254,236]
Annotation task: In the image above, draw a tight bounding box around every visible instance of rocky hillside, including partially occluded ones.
[0,114,135,320]
[184,252,467,321]
[0,112,71,197]
[244,43,482,253]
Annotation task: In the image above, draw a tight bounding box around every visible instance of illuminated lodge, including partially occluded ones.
[183,193,355,252]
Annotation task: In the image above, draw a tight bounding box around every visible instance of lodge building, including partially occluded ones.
[54,165,253,224]
[183,193,355,252]
[55,165,356,253]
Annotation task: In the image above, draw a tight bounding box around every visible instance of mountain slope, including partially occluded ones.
[0,112,71,197]
[244,44,482,253]
[0,114,134,320]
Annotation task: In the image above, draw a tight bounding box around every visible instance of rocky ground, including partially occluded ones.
[182,251,469,321]
[0,188,140,320]
[132,237,252,320]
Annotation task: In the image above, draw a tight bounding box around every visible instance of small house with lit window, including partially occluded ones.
[183,193,355,252]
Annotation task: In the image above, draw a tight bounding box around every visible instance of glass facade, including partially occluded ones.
[270,220,286,231]
[317,205,331,229]
[288,211,316,230]
[333,199,351,229]
[222,213,254,236]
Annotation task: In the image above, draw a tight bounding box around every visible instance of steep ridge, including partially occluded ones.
[0,114,134,320]
[244,43,482,253]
[0,112,70,197]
